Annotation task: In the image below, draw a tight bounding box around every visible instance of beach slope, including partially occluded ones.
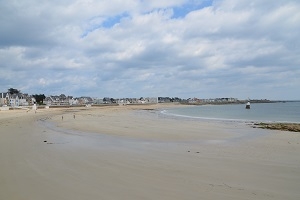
[1,106,300,200]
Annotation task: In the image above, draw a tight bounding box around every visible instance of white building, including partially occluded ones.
[0,93,9,106]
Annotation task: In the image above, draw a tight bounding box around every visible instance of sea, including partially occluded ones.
[161,101,300,123]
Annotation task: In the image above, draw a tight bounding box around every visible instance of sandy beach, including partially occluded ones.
[1,104,300,200]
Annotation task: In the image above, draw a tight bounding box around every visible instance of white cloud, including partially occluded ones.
[0,0,299,100]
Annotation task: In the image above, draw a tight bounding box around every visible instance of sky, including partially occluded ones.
[0,0,300,100]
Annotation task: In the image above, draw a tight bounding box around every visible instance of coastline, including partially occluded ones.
[1,105,300,200]
[162,102,300,131]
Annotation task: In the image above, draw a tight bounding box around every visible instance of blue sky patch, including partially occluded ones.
[81,13,129,37]
[172,0,213,18]
[102,13,130,28]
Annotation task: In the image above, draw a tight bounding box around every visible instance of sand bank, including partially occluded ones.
[1,104,300,200]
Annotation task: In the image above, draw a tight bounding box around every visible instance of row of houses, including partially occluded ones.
[44,95,94,106]
[116,97,158,104]
[157,97,239,104]
[1,90,240,107]
[158,97,181,103]
[44,96,158,106]
[0,92,95,107]
[0,93,36,107]
[187,97,238,104]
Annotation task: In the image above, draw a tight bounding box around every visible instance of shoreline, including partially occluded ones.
[2,103,300,133]
[160,103,300,132]
[48,104,239,141]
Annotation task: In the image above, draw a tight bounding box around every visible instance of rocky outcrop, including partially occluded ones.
[253,122,300,132]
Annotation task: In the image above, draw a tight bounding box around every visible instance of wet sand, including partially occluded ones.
[1,104,300,200]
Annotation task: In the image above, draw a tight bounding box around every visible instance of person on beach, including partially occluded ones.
[33,102,37,113]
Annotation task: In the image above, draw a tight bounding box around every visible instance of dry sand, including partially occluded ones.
[1,104,300,200]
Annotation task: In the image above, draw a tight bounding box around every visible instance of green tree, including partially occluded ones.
[8,88,20,95]
[33,94,46,105]
[110,98,116,103]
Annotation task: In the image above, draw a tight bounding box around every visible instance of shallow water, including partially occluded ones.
[162,102,300,123]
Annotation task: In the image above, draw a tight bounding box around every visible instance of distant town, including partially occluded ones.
[1,88,273,109]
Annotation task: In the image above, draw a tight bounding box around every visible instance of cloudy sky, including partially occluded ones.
[1,0,299,100]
